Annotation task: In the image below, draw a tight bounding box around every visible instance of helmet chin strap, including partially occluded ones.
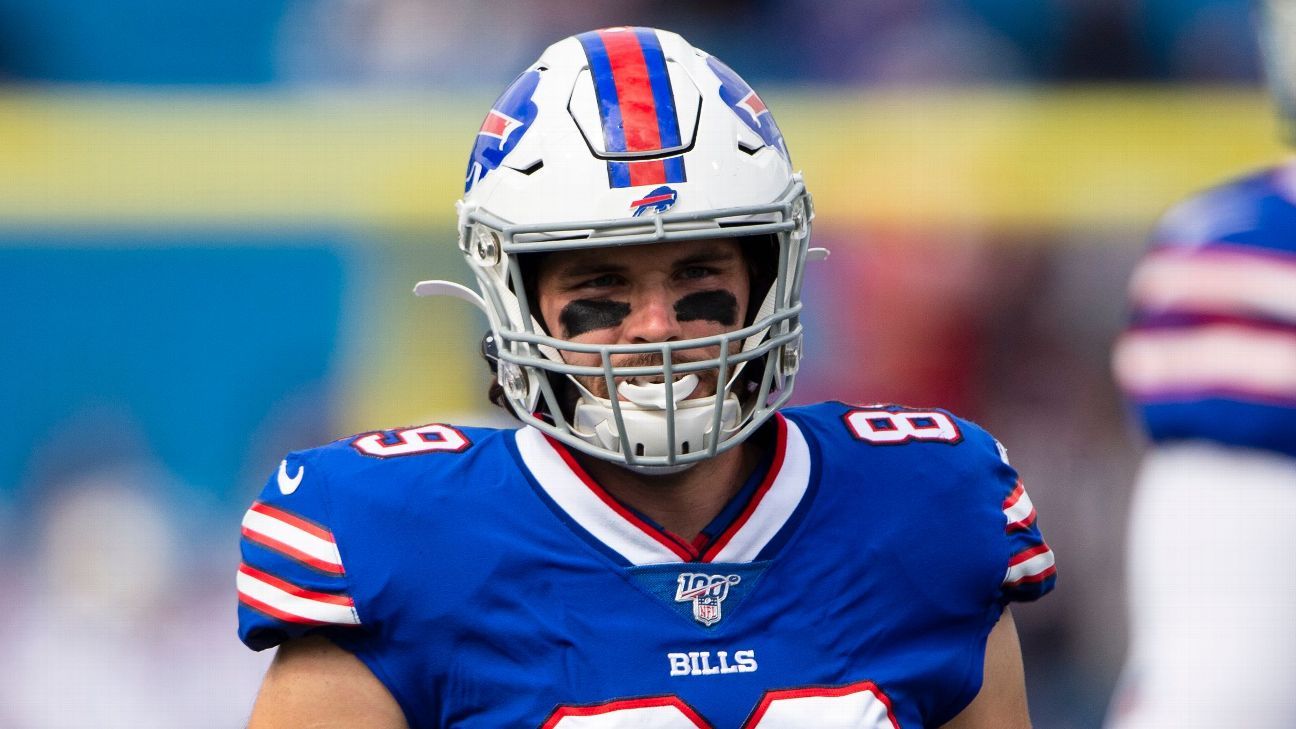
[571,373,742,474]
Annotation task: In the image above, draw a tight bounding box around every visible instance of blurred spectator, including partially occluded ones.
[270,0,1260,88]
[0,465,269,727]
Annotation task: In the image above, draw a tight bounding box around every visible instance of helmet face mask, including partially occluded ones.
[453,27,815,471]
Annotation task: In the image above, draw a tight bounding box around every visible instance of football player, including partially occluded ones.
[1105,2,1296,726]
[237,27,1056,728]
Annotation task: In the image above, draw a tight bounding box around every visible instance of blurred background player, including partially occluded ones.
[1106,1,1296,725]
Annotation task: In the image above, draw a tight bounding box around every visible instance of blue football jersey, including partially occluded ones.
[1113,164,1296,458]
[238,402,1055,728]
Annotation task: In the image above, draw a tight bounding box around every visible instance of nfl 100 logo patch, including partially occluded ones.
[675,573,741,626]
[628,562,766,629]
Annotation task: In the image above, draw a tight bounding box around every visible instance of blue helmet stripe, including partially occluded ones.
[607,161,632,187]
[634,28,682,150]
[576,30,627,155]
[662,156,687,183]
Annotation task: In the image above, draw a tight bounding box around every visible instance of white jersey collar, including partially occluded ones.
[514,414,813,566]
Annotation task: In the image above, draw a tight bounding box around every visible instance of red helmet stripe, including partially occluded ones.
[598,28,663,153]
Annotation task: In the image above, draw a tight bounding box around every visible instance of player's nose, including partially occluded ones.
[624,288,682,344]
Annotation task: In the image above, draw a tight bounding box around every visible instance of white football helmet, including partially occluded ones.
[1260,0,1296,138]
[422,26,815,471]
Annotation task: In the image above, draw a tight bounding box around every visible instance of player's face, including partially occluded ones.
[534,238,751,400]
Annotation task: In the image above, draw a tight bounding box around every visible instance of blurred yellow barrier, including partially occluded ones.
[0,86,1283,232]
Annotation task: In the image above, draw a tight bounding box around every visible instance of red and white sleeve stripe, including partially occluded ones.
[241,501,346,575]
[1128,246,1296,322]
[1002,481,1037,533]
[1003,543,1057,588]
[237,563,360,626]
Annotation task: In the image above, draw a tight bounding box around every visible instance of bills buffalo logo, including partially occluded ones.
[706,56,790,163]
[675,573,741,626]
[630,186,678,216]
[465,69,541,193]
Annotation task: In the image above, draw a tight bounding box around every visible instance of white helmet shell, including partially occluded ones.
[1261,0,1296,139]
[456,26,814,471]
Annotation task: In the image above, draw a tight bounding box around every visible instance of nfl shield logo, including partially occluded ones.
[696,601,720,625]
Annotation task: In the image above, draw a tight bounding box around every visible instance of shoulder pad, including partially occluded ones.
[783,402,1057,604]
[1153,165,1296,256]
[237,447,360,650]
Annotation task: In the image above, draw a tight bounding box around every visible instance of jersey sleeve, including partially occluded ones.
[986,435,1057,604]
[1112,170,1296,458]
[237,450,364,651]
[800,402,1059,606]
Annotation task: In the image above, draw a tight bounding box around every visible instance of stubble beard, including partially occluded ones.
[572,350,726,402]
